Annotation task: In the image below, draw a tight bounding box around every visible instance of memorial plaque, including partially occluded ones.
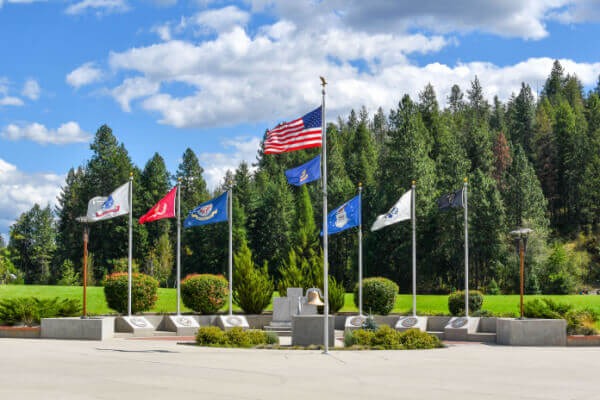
[163,315,200,336]
[394,316,428,332]
[217,315,249,330]
[116,316,154,337]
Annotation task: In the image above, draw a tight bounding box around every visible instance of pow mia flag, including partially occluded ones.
[438,188,464,211]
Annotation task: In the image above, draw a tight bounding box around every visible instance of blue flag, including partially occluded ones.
[321,194,361,235]
[285,154,321,186]
[184,192,228,228]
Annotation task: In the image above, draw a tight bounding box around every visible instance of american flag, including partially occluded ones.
[264,106,322,154]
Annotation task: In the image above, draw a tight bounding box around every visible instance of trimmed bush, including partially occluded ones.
[353,277,398,315]
[181,274,228,314]
[347,326,443,350]
[448,290,483,316]
[195,326,279,347]
[103,272,158,314]
[0,297,81,326]
[233,241,274,314]
[523,297,599,335]
[487,279,500,295]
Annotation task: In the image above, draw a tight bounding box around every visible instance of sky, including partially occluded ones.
[1,0,600,241]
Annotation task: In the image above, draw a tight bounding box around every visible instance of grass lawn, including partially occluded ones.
[2,284,600,316]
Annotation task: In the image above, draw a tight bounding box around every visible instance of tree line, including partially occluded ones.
[3,60,600,294]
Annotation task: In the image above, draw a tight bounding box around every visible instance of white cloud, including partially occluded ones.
[0,157,64,237]
[21,78,40,100]
[0,77,24,106]
[199,136,261,189]
[152,23,172,41]
[66,62,103,88]
[111,76,160,112]
[190,5,250,34]
[65,0,129,15]
[1,121,92,145]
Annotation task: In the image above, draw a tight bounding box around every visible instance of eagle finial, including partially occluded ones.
[320,76,327,86]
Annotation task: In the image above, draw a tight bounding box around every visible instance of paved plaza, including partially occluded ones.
[0,338,598,399]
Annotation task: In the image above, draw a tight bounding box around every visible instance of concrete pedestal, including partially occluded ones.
[217,315,249,330]
[395,316,428,332]
[344,315,367,331]
[116,316,154,337]
[41,317,114,340]
[444,317,480,341]
[292,315,334,347]
[497,318,566,346]
[163,315,200,336]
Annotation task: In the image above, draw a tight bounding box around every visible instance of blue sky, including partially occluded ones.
[1,0,600,240]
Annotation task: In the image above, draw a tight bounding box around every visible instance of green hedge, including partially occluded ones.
[345,325,443,349]
[103,273,158,314]
[524,297,599,335]
[196,326,279,347]
[448,290,483,316]
[0,297,81,326]
[181,274,228,314]
[353,277,398,315]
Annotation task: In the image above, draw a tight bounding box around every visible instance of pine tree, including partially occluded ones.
[508,83,536,153]
[490,96,506,133]
[448,84,464,114]
[492,131,512,192]
[542,60,566,104]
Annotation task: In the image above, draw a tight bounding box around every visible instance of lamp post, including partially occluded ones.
[509,228,532,319]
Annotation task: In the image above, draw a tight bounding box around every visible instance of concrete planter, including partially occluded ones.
[567,335,600,346]
[0,326,41,338]
[497,318,566,346]
[292,315,334,346]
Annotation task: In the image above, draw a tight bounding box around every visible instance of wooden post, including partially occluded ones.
[82,225,89,318]
[519,239,524,319]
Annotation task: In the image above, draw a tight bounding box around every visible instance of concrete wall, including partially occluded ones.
[497,318,566,346]
[42,317,115,341]
[567,335,600,346]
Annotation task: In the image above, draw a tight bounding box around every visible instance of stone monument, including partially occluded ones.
[264,288,318,335]
[115,316,154,336]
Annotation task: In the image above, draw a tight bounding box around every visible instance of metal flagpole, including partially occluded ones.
[358,183,363,317]
[176,178,181,316]
[321,77,328,353]
[411,181,416,317]
[128,172,133,317]
[228,180,233,317]
[464,178,469,317]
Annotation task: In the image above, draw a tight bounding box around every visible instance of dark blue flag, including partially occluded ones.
[321,194,361,235]
[438,188,463,211]
[184,192,228,228]
[285,154,321,186]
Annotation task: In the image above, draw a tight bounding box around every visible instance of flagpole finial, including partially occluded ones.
[177,177,181,182]
[464,177,468,183]
[129,172,133,179]
[320,76,327,87]
[358,182,362,187]
[412,180,415,185]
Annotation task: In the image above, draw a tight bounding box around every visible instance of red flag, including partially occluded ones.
[139,186,177,224]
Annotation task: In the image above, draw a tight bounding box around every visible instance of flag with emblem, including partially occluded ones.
[184,191,228,228]
[85,182,130,222]
[438,188,464,210]
[285,154,321,186]
[264,106,322,153]
[139,186,177,224]
[321,194,361,235]
[371,190,412,231]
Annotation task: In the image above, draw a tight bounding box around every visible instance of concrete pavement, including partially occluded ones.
[0,338,598,399]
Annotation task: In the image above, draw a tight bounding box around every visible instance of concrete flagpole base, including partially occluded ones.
[116,316,154,337]
[217,315,249,331]
[395,316,428,332]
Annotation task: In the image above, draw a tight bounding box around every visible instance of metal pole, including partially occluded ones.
[520,239,524,319]
[411,181,416,317]
[82,225,88,318]
[128,172,133,317]
[358,183,363,317]
[464,178,469,317]
[228,181,233,317]
[321,78,329,353]
[176,178,181,315]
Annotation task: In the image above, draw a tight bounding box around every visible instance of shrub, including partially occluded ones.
[523,298,569,319]
[195,327,279,347]
[0,297,81,326]
[362,315,379,331]
[523,298,599,335]
[353,277,398,315]
[57,260,79,286]
[566,309,599,336]
[181,274,228,314]
[448,290,483,316]
[327,276,346,313]
[233,241,274,314]
[348,326,442,349]
[103,272,158,314]
[487,279,500,295]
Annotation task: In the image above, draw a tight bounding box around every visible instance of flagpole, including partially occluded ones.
[176,178,181,316]
[128,172,133,317]
[228,180,233,317]
[358,182,363,317]
[464,178,469,317]
[321,77,329,353]
[411,181,416,317]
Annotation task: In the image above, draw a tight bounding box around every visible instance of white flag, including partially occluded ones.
[86,182,130,222]
[371,190,412,231]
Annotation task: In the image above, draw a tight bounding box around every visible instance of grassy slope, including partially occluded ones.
[2,285,600,315]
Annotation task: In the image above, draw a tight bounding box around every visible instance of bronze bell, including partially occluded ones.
[306,290,324,306]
